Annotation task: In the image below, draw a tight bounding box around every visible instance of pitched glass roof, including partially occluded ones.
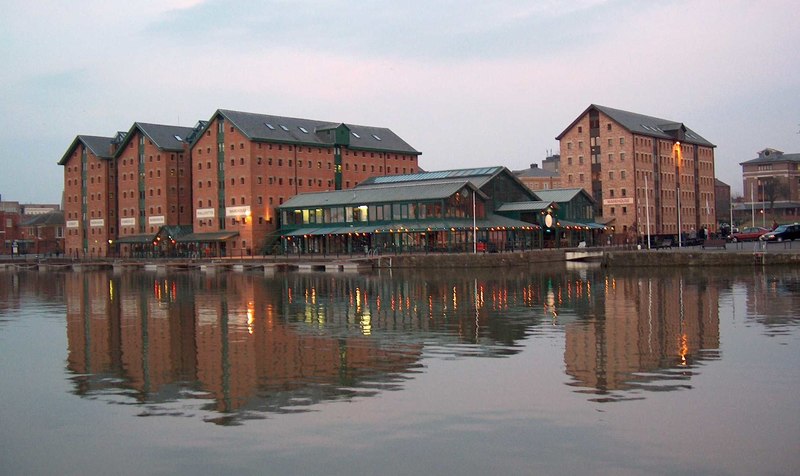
[361,167,502,186]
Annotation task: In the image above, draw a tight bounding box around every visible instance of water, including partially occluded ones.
[1,265,798,475]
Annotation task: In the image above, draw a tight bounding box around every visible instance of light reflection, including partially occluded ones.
[59,265,762,423]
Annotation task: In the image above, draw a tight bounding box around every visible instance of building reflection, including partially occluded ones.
[60,265,800,422]
[564,270,721,401]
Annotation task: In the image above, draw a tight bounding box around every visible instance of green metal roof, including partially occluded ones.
[279,180,483,209]
[534,188,595,204]
[495,201,557,212]
[358,166,503,186]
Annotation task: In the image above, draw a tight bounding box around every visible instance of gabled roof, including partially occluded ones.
[58,135,114,165]
[113,122,196,156]
[534,188,596,205]
[279,180,486,209]
[193,109,420,155]
[740,148,800,165]
[495,201,558,213]
[21,210,64,227]
[556,104,715,147]
[514,166,558,178]
[358,166,538,200]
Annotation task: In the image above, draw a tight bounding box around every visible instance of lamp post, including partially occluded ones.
[673,142,683,248]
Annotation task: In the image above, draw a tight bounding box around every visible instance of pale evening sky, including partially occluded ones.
[1,0,798,205]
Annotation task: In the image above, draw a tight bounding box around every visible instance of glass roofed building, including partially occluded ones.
[277,166,568,254]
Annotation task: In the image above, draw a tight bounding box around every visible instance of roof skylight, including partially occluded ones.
[372,134,382,141]
[299,126,308,134]
[280,125,289,131]
[265,123,275,130]
[352,132,361,138]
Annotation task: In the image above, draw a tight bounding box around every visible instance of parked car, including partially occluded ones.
[760,223,800,242]
[728,226,769,242]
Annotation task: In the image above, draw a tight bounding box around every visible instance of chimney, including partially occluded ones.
[529,163,539,169]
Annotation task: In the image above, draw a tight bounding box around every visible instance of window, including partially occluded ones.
[620,137,625,145]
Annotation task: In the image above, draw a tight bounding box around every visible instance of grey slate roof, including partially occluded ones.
[514,166,558,178]
[740,148,800,165]
[21,210,64,227]
[556,104,715,147]
[113,122,196,156]
[279,180,482,209]
[534,188,596,204]
[58,135,114,165]
[208,109,420,155]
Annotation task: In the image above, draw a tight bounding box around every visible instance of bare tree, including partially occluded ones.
[761,177,790,220]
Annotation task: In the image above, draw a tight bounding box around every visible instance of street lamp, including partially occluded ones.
[673,142,683,248]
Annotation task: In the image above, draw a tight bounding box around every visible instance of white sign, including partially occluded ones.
[120,218,136,226]
[603,198,634,206]
[90,219,105,227]
[226,206,251,217]
[149,215,165,225]
[196,208,215,218]
[24,207,56,215]
[66,220,80,229]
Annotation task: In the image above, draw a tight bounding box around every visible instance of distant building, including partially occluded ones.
[542,153,560,173]
[714,179,731,226]
[556,104,716,241]
[0,199,63,255]
[20,210,64,255]
[0,205,21,255]
[514,163,561,191]
[739,148,800,225]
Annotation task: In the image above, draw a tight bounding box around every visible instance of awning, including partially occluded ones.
[176,231,239,243]
[557,220,608,230]
[115,234,156,244]
[280,216,539,237]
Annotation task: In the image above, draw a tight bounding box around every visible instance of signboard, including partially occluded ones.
[66,220,80,229]
[90,219,104,227]
[603,198,634,206]
[149,215,165,225]
[196,208,215,218]
[226,206,251,217]
[120,218,136,227]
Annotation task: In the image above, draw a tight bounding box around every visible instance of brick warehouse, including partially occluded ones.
[186,109,420,257]
[59,109,419,258]
[556,104,716,243]
[60,135,117,258]
[112,123,196,257]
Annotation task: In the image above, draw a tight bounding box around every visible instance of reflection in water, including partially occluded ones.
[54,265,800,423]
[564,272,722,402]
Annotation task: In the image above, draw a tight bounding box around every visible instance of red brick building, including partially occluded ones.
[114,123,196,256]
[515,163,561,192]
[739,148,800,225]
[59,136,116,258]
[557,105,716,242]
[20,210,64,256]
[0,205,21,255]
[186,109,420,257]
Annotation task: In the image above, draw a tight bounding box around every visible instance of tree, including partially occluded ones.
[761,177,790,220]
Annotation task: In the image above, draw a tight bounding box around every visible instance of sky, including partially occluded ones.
[1,0,798,204]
